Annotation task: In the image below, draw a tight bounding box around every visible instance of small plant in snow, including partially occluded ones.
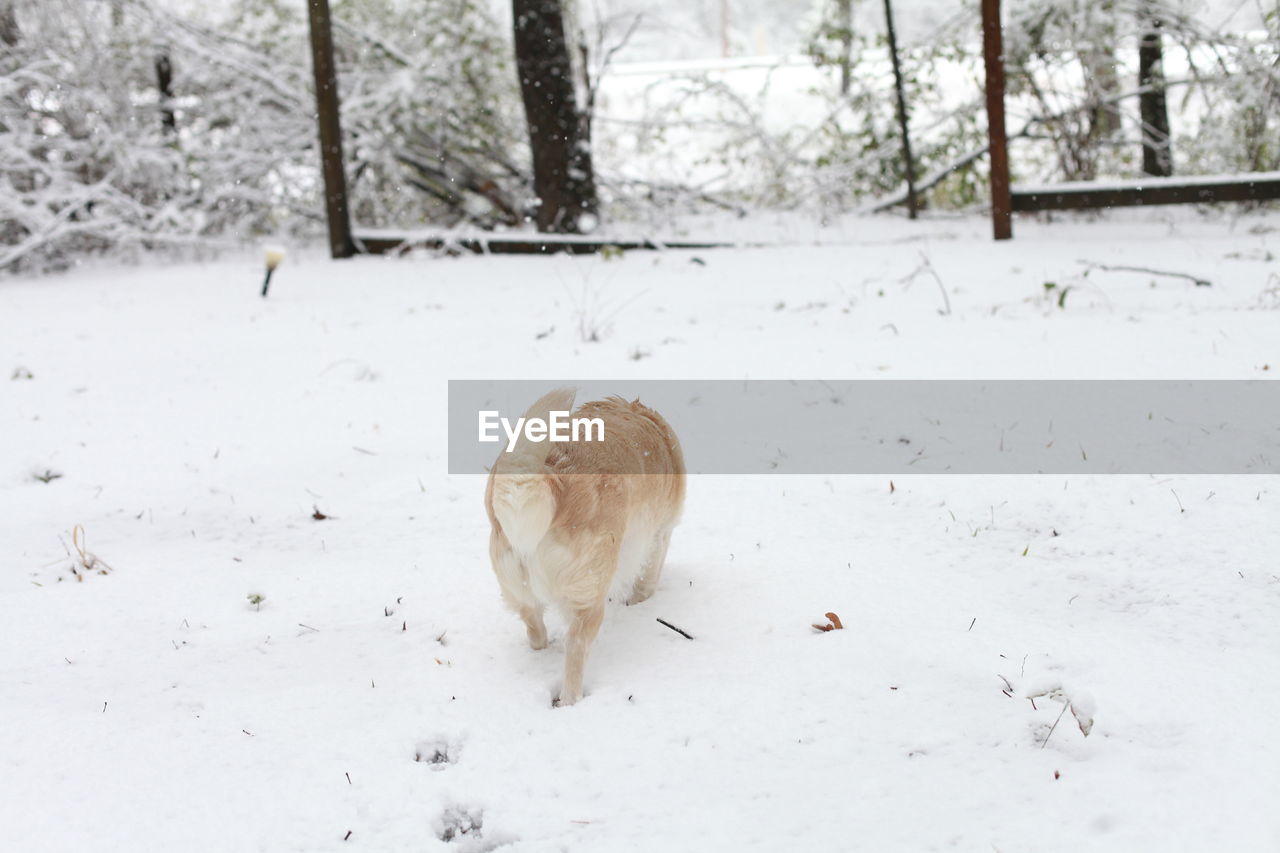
[247,592,266,610]
[564,274,647,344]
[1043,281,1072,310]
[55,525,113,582]
[1260,273,1280,310]
[1028,685,1096,746]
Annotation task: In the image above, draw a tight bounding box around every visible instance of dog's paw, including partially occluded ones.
[525,622,549,650]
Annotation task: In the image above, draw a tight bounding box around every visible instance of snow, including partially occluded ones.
[3,211,1280,851]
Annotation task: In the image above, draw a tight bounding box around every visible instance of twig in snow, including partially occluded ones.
[69,525,114,578]
[918,252,952,316]
[656,618,694,639]
[1079,261,1211,288]
[1040,701,1070,749]
[1171,489,1186,513]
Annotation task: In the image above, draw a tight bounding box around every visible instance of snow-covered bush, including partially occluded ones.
[0,0,527,273]
[1001,0,1280,182]
[594,0,1278,218]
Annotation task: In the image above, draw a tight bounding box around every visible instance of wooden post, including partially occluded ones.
[306,0,354,259]
[883,0,918,219]
[980,0,1012,240]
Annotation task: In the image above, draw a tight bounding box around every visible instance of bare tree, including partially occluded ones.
[1138,2,1172,176]
[512,0,599,233]
[835,0,853,95]
[1081,1,1120,139]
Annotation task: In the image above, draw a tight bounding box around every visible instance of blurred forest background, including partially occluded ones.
[2,0,1277,271]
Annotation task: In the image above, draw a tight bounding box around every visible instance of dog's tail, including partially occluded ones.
[490,388,576,556]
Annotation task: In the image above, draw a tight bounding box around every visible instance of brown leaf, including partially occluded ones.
[813,611,845,632]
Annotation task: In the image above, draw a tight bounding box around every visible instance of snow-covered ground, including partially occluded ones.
[3,211,1279,852]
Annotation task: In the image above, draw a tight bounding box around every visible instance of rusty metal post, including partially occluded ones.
[981,0,1012,240]
[306,0,355,258]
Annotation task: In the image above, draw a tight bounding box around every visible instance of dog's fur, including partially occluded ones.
[484,389,685,706]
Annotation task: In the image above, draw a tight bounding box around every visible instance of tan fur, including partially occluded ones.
[484,389,685,706]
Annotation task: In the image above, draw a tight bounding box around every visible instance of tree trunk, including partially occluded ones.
[512,0,598,233]
[1082,1,1120,139]
[980,0,1012,240]
[155,52,177,136]
[836,0,852,96]
[1138,8,1172,176]
[883,0,917,217]
[0,0,19,47]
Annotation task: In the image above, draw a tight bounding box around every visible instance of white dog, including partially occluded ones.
[484,389,685,706]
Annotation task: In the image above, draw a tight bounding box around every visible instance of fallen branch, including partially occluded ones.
[1079,261,1211,287]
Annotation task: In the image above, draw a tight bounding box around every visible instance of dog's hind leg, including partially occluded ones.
[510,598,548,650]
[626,527,672,606]
[491,531,548,650]
[557,599,606,706]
